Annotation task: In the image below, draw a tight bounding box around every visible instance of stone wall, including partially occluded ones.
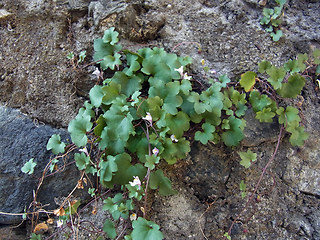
[0,0,319,239]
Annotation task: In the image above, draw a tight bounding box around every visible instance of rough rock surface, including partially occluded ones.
[0,0,320,239]
[0,106,86,225]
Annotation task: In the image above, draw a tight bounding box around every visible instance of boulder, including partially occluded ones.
[0,106,84,224]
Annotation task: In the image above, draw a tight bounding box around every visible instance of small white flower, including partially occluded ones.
[79,147,89,156]
[201,59,205,65]
[317,80,320,89]
[175,66,184,78]
[183,73,192,80]
[56,220,63,228]
[142,112,152,124]
[152,147,159,156]
[210,69,217,75]
[130,213,137,221]
[170,135,179,142]
[92,68,100,78]
[129,176,141,190]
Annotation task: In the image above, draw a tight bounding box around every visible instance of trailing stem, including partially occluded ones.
[227,126,284,236]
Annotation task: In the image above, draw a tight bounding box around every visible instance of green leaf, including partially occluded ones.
[277,73,305,98]
[68,114,92,147]
[240,180,247,198]
[258,60,272,73]
[103,53,122,70]
[78,101,95,119]
[238,150,257,168]
[88,188,95,197]
[263,8,274,18]
[149,169,177,196]
[47,134,66,154]
[64,200,80,215]
[297,53,308,72]
[93,39,122,70]
[78,50,86,63]
[66,52,75,60]
[188,92,206,114]
[109,153,147,186]
[49,159,59,173]
[103,197,118,213]
[30,233,42,240]
[126,184,144,201]
[162,111,190,139]
[284,59,300,74]
[89,85,104,108]
[276,0,286,7]
[195,122,215,144]
[256,108,276,123]
[266,66,286,90]
[162,81,183,115]
[270,30,283,42]
[276,106,300,126]
[260,16,270,25]
[132,217,164,240]
[221,116,244,147]
[99,155,118,185]
[313,48,320,65]
[180,79,192,95]
[102,27,119,45]
[271,18,282,27]
[240,71,257,92]
[161,137,190,164]
[110,72,142,96]
[224,232,231,240]
[240,180,246,198]
[124,54,141,76]
[145,155,160,170]
[218,74,231,88]
[21,158,37,175]
[103,219,117,239]
[249,91,274,112]
[287,126,309,147]
[265,26,273,33]
[101,82,121,105]
[74,152,90,171]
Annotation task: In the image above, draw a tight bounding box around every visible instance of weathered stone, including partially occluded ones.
[0,106,86,224]
[1,0,320,239]
[0,9,12,19]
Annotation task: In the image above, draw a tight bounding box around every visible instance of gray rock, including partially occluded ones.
[0,106,84,224]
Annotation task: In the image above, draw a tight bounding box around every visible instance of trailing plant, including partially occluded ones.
[37,27,319,239]
[260,0,287,41]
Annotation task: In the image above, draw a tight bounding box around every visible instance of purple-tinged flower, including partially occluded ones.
[129,176,141,190]
[170,135,179,142]
[152,147,159,156]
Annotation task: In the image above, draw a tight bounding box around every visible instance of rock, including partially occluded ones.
[68,0,90,11]
[0,9,12,19]
[0,106,86,224]
[242,109,280,147]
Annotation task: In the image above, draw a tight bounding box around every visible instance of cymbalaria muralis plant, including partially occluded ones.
[29,27,319,239]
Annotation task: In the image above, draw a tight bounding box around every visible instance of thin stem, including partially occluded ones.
[227,126,284,236]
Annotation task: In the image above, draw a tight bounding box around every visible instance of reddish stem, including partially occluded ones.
[227,126,284,236]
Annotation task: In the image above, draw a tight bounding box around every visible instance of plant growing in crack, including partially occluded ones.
[260,0,287,41]
[15,27,320,239]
